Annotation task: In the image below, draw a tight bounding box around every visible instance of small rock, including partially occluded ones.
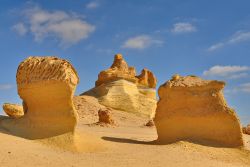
[98,108,115,125]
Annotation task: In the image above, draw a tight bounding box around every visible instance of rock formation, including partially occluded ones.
[243,124,250,135]
[98,108,115,125]
[82,54,157,118]
[154,75,244,147]
[1,56,79,139]
[3,103,24,118]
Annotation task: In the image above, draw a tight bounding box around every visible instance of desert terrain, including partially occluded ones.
[0,95,249,167]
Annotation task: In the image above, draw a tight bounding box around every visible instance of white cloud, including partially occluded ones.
[227,73,248,79]
[122,35,163,49]
[238,83,250,93]
[229,31,250,44]
[229,83,250,94]
[171,22,197,34]
[207,42,225,52]
[12,23,28,36]
[86,1,99,9]
[203,65,249,79]
[13,6,95,47]
[208,31,250,51]
[0,84,13,90]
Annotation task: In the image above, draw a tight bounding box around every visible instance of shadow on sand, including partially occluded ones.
[101,136,241,148]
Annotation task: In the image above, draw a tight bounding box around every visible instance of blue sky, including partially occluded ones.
[0,0,250,125]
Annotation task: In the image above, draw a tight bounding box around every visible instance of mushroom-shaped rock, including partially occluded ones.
[3,103,24,118]
[2,56,79,139]
[154,75,243,147]
[83,54,157,118]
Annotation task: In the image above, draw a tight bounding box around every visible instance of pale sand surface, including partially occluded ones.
[0,96,249,167]
[0,108,250,167]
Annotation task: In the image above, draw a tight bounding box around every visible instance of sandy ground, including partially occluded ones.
[0,96,249,167]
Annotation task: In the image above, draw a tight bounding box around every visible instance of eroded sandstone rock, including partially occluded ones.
[1,56,79,139]
[3,103,24,118]
[98,108,115,125]
[243,124,250,135]
[83,54,157,118]
[137,68,157,88]
[154,75,243,147]
[95,54,157,88]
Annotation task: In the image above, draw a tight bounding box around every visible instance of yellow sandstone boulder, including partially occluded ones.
[1,56,79,139]
[154,75,244,147]
[243,124,250,135]
[3,103,24,118]
[83,54,157,118]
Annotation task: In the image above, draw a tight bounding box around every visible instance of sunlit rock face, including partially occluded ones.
[2,56,79,139]
[3,103,24,118]
[243,124,250,135]
[154,75,244,147]
[83,54,157,118]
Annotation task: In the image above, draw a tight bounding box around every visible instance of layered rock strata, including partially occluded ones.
[83,54,157,118]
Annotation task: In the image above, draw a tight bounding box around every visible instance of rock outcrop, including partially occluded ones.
[243,124,250,135]
[82,54,157,118]
[3,103,24,118]
[98,108,115,125]
[1,56,79,139]
[154,75,244,147]
[95,54,157,88]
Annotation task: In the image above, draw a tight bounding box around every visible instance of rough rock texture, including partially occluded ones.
[95,54,157,88]
[83,54,157,118]
[145,120,155,127]
[136,68,157,88]
[154,75,244,147]
[243,124,250,135]
[1,56,79,139]
[73,95,105,124]
[3,103,24,118]
[98,108,115,125]
[83,79,157,118]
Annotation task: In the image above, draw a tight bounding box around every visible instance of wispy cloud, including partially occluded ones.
[13,6,95,47]
[238,83,250,93]
[0,84,13,90]
[208,31,250,51]
[122,35,163,49]
[86,1,100,9]
[227,83,250,94]
[171,22,197,34]
[203,65,249,79]
[12,23,28,36]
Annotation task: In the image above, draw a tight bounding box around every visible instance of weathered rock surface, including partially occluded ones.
[98,108,115,125]
[243,124,250,135]
[1,56,79,139]
[83,54,157,118]
[154,75,244,147]
[145,120,155,127]
[3,103,24,118]
[95,54,157,88]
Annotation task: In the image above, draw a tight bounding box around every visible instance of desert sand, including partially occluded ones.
[0,104,250,167]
